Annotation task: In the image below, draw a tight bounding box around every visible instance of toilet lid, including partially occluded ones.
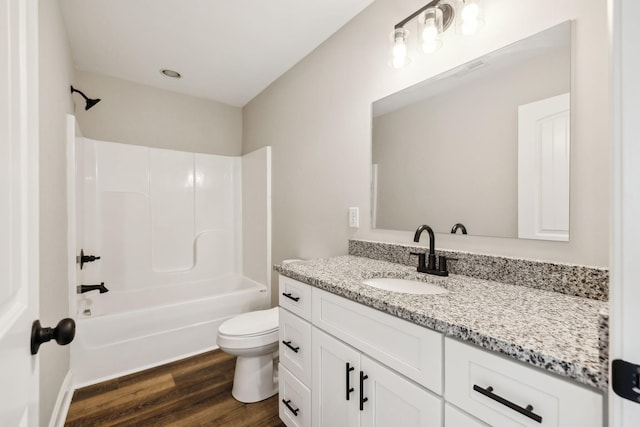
[219,307,279,337]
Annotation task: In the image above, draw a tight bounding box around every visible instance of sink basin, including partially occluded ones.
[362,278,448,295]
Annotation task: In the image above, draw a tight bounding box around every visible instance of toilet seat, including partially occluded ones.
[219,307,278,336]
[217,307,279,350]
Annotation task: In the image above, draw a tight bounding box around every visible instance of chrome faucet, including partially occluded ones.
[77,282,109,294]
[411,224,450,276]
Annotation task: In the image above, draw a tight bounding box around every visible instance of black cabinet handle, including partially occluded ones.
[359,371,369,410]
[282,292,300,302]
[346,363,355,400]
[282,399,299,416]
[282,340,300,353]
[473,385,542,423]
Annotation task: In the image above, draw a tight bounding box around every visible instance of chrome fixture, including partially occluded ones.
[411,224,451,276]
[389,0,484,68]
[70,85,101,110]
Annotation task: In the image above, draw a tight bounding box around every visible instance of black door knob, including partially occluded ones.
[31,318,76,355]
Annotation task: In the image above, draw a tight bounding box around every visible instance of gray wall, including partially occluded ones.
[38,0,75,424]
[373,47,570,237]
[73,70,243,155]
[243,0,610,297]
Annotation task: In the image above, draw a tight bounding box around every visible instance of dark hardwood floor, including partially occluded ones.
[65,350,285,426]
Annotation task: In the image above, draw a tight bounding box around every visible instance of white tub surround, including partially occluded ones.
[72,139,271,386]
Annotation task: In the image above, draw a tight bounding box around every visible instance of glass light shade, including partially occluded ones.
[389,28,410,69]
[458,0,484,35]
[419,7,443,54]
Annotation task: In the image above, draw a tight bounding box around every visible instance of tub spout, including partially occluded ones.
[77,282,109,294]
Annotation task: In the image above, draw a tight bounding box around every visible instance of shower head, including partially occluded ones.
[70,85,101,110]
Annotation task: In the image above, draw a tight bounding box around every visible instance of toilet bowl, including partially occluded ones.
[216,307,279,403]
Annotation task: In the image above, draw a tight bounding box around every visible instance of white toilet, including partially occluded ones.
[216,307,279,403]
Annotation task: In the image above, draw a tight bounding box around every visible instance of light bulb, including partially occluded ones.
[419,7,443,54]
[459,0,484,35]
[461,2,479,21]
[390,28,409,68]
[392,41,408,68]
[422,19,438,41]
[422,39,439,54]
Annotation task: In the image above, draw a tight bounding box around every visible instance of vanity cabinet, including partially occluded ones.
[312,325,442,427]
[444,337,603,427]
[278,275,604,427]
[279,276,313,426]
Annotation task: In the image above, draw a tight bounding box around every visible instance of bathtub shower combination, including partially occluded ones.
[72,138,271,386]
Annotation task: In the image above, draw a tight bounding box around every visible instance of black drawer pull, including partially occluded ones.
[346,362,355,400]
[359,371,369,410]
[282,399,299,416]
[473,385,542,423]
[282,292,300,302]
[282,340,300,353]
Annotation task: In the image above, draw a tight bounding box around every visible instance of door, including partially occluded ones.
[360,355,442,427]
[517,93,570,241]
[610,0,640,425]
[312,328,360,427]
[0,0,39,426]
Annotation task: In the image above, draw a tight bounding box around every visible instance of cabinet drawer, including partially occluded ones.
[444,337,603,427]
[280,308,312,387]
[444,403,488,427]
[279,276,312,321]
[279,363,311,427]
[312,287,443,394]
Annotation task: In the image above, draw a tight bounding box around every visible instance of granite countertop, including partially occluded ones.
[275,255,608,391]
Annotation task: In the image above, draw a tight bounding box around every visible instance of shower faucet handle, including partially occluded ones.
[77,249,101,270]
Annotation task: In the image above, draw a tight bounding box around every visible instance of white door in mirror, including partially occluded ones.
[518,93,570,241]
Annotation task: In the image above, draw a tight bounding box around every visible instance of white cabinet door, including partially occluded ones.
[312,327,360,427]
[360,355,442,427]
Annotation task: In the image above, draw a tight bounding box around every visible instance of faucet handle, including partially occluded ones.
[438,255,448,274]
[438,256,459,276]
[410,252,427,272]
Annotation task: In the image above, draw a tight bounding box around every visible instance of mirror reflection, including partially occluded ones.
[372,21,571,240]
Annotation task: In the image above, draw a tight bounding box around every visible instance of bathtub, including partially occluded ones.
[71,275,269,387]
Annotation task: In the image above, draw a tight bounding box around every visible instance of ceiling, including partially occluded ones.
[59,0,375,107]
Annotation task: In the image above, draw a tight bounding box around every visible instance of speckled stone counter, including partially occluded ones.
[275,255,608,391]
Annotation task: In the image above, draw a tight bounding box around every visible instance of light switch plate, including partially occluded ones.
[349,207,359,228]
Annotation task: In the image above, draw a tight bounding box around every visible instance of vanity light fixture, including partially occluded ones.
[389,0,484,69]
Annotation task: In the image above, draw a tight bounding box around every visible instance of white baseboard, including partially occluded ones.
[49,370,74,427]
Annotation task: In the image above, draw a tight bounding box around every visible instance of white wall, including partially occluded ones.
[38,0,75,424]
[243,0,610,274]
[73,70,243,155]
